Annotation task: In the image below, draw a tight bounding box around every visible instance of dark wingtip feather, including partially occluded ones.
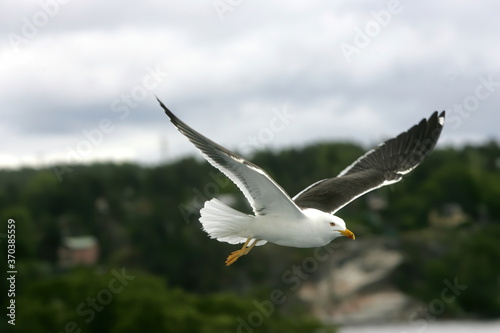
[156,96,175,118]
[156,97,190,135]
[293,110,446,213]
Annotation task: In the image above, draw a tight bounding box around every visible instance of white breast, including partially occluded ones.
[249,213,332,248]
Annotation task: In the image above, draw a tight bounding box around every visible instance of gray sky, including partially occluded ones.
[1,0,499,168]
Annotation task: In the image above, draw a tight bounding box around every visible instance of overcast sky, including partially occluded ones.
[1,0,499,169]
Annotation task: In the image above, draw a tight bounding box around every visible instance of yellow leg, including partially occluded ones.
[225,238,258,266]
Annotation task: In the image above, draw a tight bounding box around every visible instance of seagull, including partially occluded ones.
[157,98,445,266]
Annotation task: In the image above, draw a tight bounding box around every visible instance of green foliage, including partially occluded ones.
[425,224,500,316]
[11,269,326,333]
[0,206,37,258]
[0,140,499,329]
[396,224,500,318]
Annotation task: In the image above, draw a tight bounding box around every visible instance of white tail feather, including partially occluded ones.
[200,198,266,246]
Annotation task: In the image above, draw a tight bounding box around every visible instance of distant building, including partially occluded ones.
[58,236,99,267]
[366,194,388,211]
[95,197,110,214]
[428,203,468,228]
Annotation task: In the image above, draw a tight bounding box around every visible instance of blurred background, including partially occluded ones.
[1,1,499,332]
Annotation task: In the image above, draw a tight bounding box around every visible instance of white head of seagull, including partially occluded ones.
[302,208,354,242]
[157,97,444,266]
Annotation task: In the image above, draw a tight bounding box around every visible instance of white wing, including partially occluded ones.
[158,98,304,218]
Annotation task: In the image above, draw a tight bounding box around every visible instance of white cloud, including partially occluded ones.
[0,1,499,169]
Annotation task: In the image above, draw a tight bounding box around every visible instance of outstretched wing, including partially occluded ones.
[293,111,445,213]
[157,98,304,218]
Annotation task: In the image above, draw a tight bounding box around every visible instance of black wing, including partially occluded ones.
[157,97,304,218]
[293,111,445,213]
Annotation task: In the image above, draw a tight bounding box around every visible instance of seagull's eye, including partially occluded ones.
[330,222,336,227]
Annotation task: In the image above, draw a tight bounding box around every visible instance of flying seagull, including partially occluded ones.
[157,98,445,266]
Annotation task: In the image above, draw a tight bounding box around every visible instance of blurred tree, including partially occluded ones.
[13,269,330,333]
[1,141,500,323]
[0,206,37,258]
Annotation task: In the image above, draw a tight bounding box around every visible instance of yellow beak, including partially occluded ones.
[340,228,355,240]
